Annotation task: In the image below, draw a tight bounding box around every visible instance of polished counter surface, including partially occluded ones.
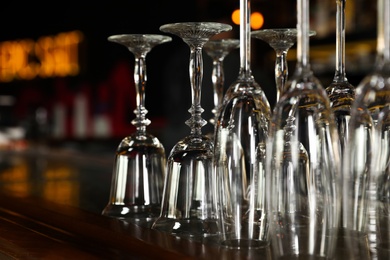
[0,146,271,259]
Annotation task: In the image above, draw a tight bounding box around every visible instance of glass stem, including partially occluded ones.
[239,0,252,78]
[212,58,224,124]
[132,53,150,134]
[275,49,288,101]
[377,0,390,63]
[376,0,385,64]
[297,0,310,70]
[186,45,206,136]
[376,0,384,64]
[334,0,347,83]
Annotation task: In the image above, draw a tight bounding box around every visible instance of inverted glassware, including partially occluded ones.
[102,34,171,227]
[344,0,390,259]
[213,0,272,249]
[151,22,232,242]
[265,0,341,258]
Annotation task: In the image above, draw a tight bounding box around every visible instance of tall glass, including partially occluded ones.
[102,34,171,227]
[325,1,369,259]
[213,0,272,249]
[344,0,390,259]
[266,0,340,258]
[151,22,232,242]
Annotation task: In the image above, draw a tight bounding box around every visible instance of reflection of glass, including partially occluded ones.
[251,28,315,103]
[213,0,271,249]
[102,34,171,226]
[266,0,340,258]
[344,0,390,259]
[204,39,239,129]
[151,22,232,241]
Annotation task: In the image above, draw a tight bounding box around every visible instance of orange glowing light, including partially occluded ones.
[0,30,83,82]
[231,9,265,30]
[251,12,264,30]
[232,9,240,25]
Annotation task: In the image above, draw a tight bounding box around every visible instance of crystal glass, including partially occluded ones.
[265,0,341,258]
[204,39,240,129]
[102,34,171,227]
[325,0,355,155]
[325,1,369,259]
[213,0,272,249]
[151,22,232,241]
[251,28,316,103]
[344,0,390,259]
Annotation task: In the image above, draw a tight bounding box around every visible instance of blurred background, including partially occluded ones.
[0,0,378,155]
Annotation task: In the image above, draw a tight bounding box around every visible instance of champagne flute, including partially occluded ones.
[344,0,390,258]
[266,0,341,258]
[151,22,232,241]
[213,0,272,249]
[102,34,171,227]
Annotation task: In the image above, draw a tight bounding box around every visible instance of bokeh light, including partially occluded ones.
[232,9,240,25]
[251,12,264,30]
[231,9,264,30]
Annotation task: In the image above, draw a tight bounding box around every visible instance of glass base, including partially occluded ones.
[220,239,269,249]
[102,204,160,225]
[277,255,328,260]
[151,218,219,240]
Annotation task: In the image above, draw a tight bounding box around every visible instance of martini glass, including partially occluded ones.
[213,0,272,249]
[151,22,232,241]
[204,38,240,130]
[102,34,171,227]
[251,28,316,103]
[344,0,390,258]
[266,0,341,258]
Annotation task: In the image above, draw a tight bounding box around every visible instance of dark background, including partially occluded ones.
[0,0,378,153]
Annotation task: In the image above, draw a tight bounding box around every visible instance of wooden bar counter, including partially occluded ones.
[0,146,271,259]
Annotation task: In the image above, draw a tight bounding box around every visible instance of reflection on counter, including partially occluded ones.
[0,146,113,214]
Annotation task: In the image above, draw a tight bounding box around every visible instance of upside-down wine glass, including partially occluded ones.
[151,22,232,241]
[251,31,315,256]
[102,34,171,227]
[251,28,316,103]
[326,0,355,157]
[265,0,341,258]
[344,0,390,259]
[326,1,369,259]
[204,38,240,131]
[213,0,272,249]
